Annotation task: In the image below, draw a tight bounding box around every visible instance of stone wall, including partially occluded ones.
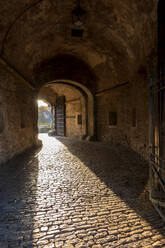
[66,98,83,138]
[0,0,159,164]
[96,84,131,143]
[39,84,87,139]
[96,72,149,159]
[0,61,37,165]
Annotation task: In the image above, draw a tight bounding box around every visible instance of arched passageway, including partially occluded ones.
[38,82,87,138]
[1,0,165,246]
[35,55,96,140]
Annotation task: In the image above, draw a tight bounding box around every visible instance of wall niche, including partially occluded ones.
[109,111,117,126]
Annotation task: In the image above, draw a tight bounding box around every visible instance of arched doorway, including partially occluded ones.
[34,54,96,140]
[38,81,91,139]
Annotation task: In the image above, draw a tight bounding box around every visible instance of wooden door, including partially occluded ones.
[55,96,66,136]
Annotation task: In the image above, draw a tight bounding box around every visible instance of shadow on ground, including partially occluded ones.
[56,137,165,237]
[0,147,41,248]
[0,135,165,247]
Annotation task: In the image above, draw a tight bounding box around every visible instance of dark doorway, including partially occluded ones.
[55,96,66,136]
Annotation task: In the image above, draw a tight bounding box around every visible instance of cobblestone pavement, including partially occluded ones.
[0,134,165,248]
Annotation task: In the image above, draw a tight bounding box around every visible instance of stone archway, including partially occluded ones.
[34,54,96,139]
[38,80,95,139]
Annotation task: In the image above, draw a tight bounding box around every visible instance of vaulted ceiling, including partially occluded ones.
[0,0,157,89]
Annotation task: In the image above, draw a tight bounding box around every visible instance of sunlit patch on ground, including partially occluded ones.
[0,134,165,247]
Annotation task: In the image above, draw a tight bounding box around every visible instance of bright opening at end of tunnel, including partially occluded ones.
[38,100,53,134]
[38,100,48,107]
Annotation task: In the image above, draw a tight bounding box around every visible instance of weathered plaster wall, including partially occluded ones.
[39,83,85,138]
[0,62,37,165]
[66,98,83,138]
[96,71,149,159]
[38,87,57,105]
[96,84,131,143]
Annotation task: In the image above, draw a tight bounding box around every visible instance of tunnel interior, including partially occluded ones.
[0,0,156,164]
[0,0,165,246]
[37,82,89,139]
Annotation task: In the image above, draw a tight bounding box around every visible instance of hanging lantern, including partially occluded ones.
[72,1,87,26]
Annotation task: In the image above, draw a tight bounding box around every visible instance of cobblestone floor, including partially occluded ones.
[0,134,165,248]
